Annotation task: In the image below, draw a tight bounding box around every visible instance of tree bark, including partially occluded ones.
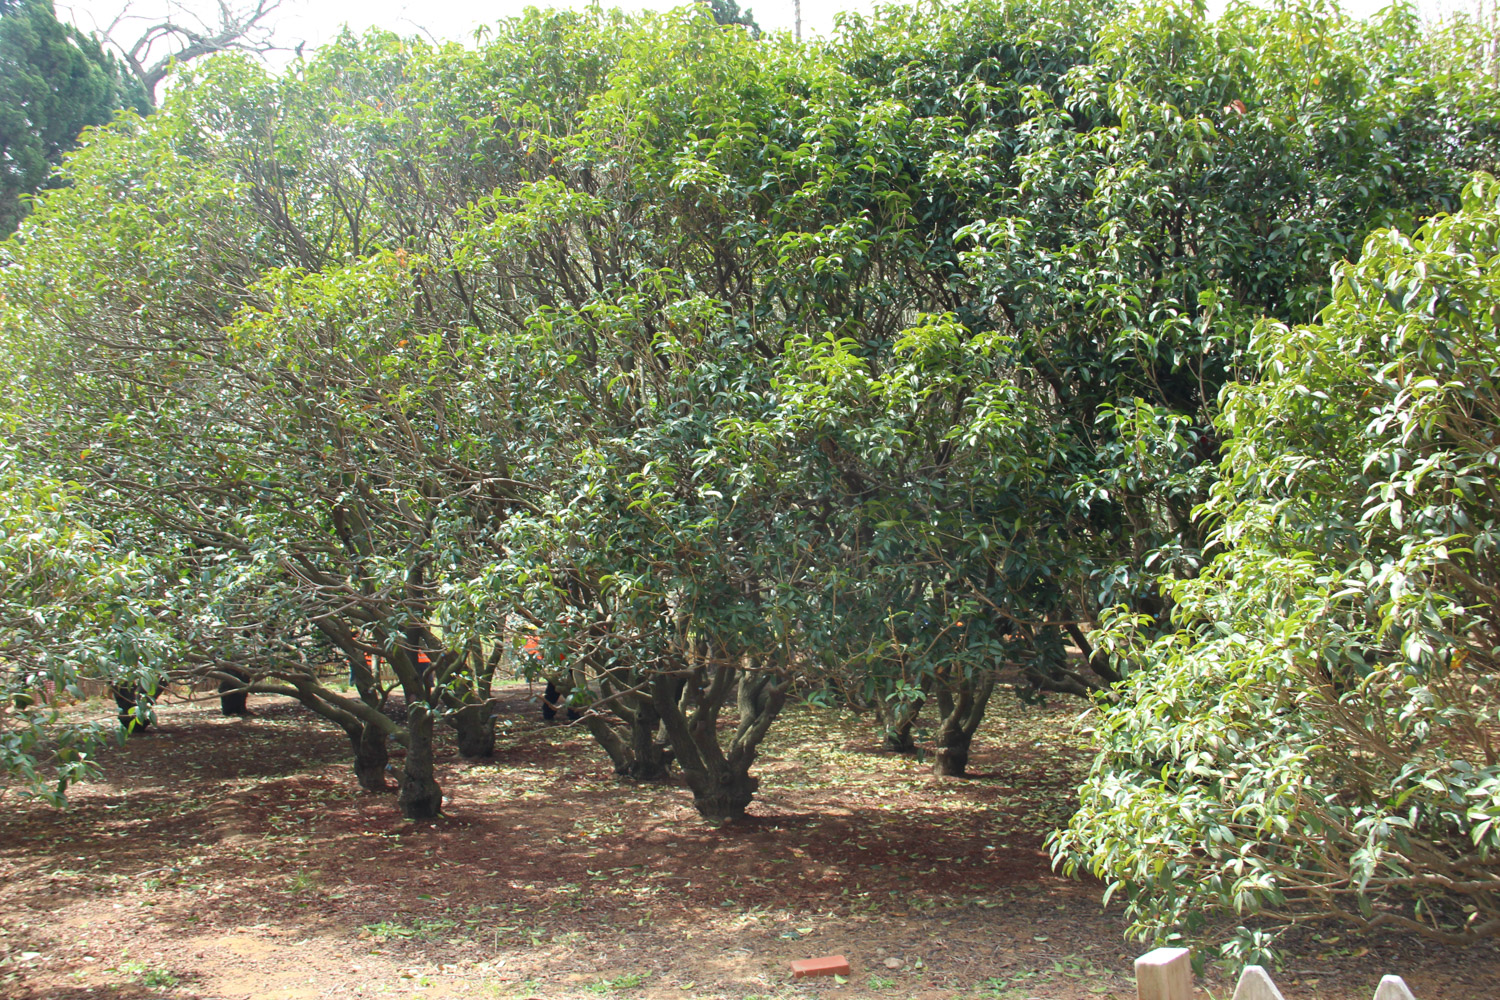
[653,653,787,822]
[441,641,499,757]
[444,702,496,758]
[218,666,252,716]
[111,683,155,731]
[932,671,996,777]
[623,698,673,780]
[885,717,917,753]
[579,688,675,780]
[350,721,391,793]
[873,674,930,753]
[266,677,401,795]
[581,710,634,773]
[379,616,444,819]
[398,702,443,819]
[1064,621,1121,685]
[313,618,386,710]
[687,766,760,822]
[571,654,675,780]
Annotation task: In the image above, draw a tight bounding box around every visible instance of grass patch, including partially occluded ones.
[360,915,459,942]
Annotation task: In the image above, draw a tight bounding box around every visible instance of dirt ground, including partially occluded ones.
[1,685,1497,1000]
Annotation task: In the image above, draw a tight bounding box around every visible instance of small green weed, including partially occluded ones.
[979,970,1041,999]
[141,967,179,989]
[360,915,458,942]
[111,958,178,990]
[588,972,648,992]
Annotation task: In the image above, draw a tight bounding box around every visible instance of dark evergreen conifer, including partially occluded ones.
[0,0,144,234]
[704,0,760,37]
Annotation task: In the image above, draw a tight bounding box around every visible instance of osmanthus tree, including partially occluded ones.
[1,5,839,821]
[505,1,1104,801]
[751,0,1500,777]
[1053,174,1500,958]
[764,316,1094,775]
[753,0,1113,775]
[0,155,500,816]
[450,13,845,817]
[507,0,1500,789]
[0,12,639,818]
[0,447,156,803]
[7,0,1497,831]
[948,0,1500,639]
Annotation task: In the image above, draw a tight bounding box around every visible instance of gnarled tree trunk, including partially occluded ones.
[873,674,931,754]
[301,621,444,813]
[218,665,252,716]
[442,642,500,758]
[283,675,398,794]
[622,697,673,780]
[350,720,391,792]
[110,682,156,732]
[653,650,788,822]
[445,702,496,757]
[932,670,997,777]
[570,654,674,781]
[398,702,443,819]
[576,698,675,780]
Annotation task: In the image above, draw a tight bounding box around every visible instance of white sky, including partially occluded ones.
[57,0,878,51]
[56,0,1480,69]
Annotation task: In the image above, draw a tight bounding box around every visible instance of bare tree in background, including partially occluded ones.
[100,1,288,105]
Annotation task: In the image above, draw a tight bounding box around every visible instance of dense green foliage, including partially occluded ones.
[1,0,1498,957]
[0,440,168,801]
[1054,173,1500,957]
[0,0,144,234]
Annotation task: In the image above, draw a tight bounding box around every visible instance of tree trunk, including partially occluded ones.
[312,618,385,710]
[579,690,674,780]
[398,703,443,819]
[932,672,996,777]
[572,653,676,781]
[623,698,673,780]
[652,655,787,822]
[440,641,499,756]
[283,676,400,796]
[687,766,759,821]
[933,727,972,776]
[348,647,382,706]
[111,683,154,731]
[350,722,391,793]
[445,703,496,758]
[873,675,929,754]
[581,711,634,772]
[1064,621,1122,685]
[885,718,917,753]
[218,666,252,716]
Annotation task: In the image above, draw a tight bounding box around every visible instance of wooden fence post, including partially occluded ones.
[1232,966,1287,1000]
[1372,976,1418,1000]
[1136,947,1193,1000]
[1137,948,1418,1000]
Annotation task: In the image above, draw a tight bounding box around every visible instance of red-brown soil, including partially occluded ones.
[1,685,1496,1000]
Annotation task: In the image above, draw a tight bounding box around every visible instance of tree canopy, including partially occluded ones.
[2,0,1499,960]
[1054,172,1500,960]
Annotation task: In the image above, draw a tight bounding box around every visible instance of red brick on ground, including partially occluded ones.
[790,955,852,979]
